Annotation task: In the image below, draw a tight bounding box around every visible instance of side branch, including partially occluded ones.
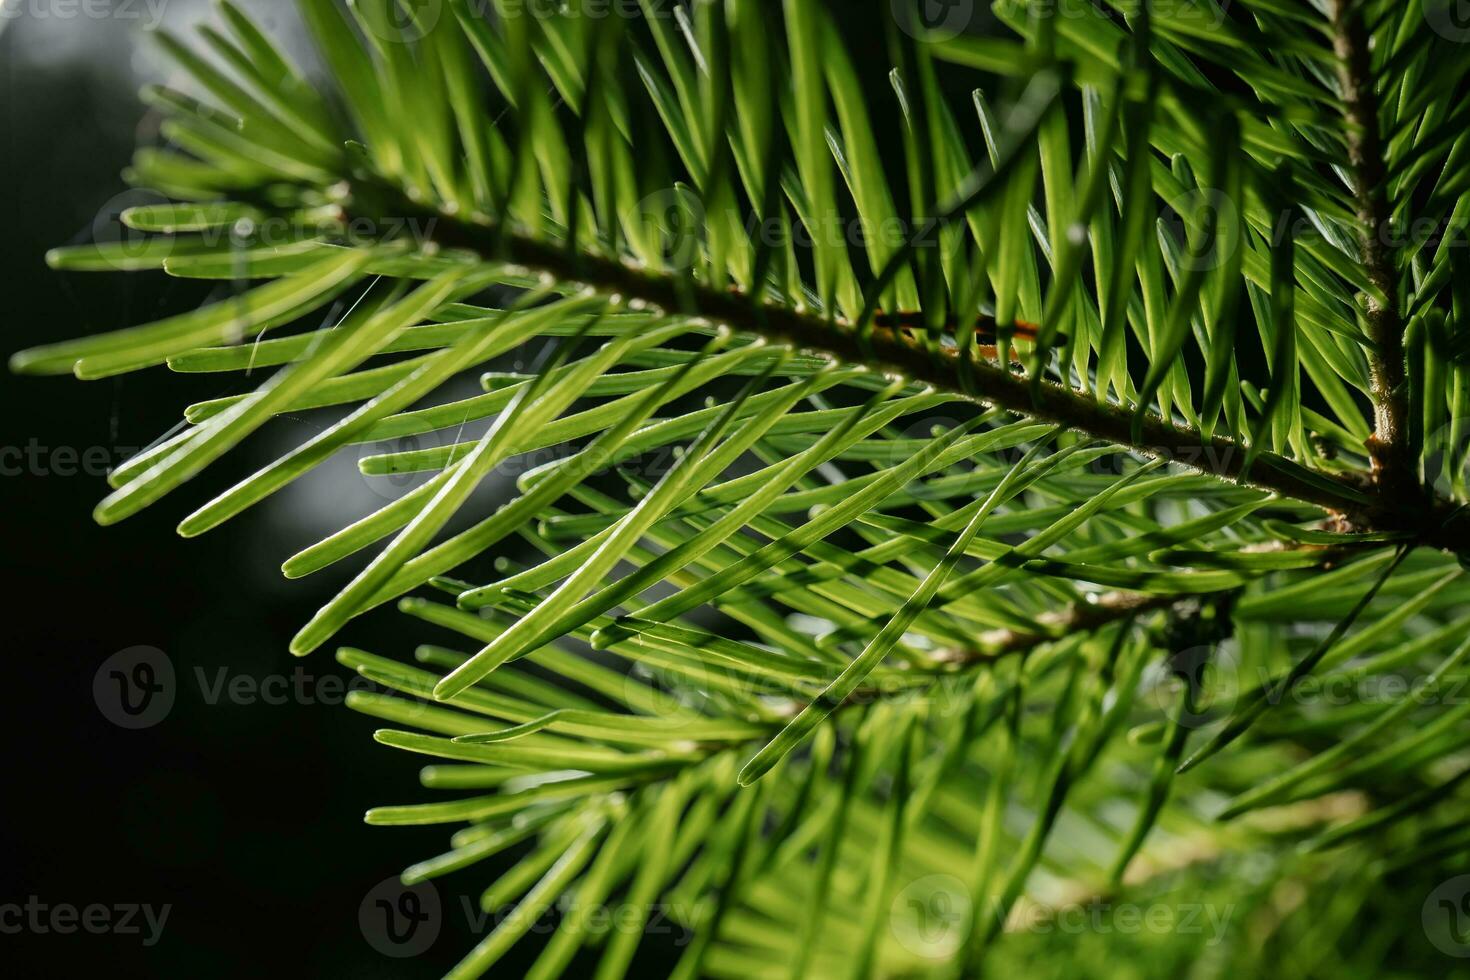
[958,590,1183,663]
[1331,0,1414,496]
[840,591,1181,712]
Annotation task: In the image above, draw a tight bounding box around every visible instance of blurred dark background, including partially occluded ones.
[0,3,542,975]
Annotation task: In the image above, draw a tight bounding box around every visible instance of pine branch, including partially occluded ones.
[359,185,1470,555]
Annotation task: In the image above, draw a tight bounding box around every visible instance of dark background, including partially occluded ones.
[0,4,546,975]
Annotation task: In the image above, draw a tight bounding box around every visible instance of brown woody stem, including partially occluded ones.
[1331,0,1416,498]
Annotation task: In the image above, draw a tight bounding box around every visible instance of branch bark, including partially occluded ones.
[1331,0,1416,498]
